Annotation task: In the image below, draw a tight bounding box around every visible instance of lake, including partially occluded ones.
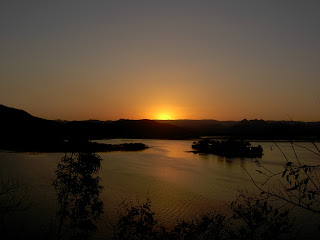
[0,139,319,239]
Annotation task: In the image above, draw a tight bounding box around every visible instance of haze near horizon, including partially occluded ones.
[1,1,319,121]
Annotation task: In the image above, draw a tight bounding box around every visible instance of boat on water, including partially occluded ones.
[192,139,263,158]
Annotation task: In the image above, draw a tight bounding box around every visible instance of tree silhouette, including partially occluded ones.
[243,141,320,215]
[53,152,104,239]
[0,177,33,236]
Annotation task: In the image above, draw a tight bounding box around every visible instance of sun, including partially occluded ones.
[156,113,172,120]
[151,106,179,120]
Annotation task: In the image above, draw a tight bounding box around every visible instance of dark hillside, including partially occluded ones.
[0,105,191,151]
[158,120,237,136]
[63,119,190,140]
[228,119,320,139]
[1,104,319,150]
[0,105,63,145]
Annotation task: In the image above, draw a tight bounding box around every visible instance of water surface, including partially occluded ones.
[0,139,319,239]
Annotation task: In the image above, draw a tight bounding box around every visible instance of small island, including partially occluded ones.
[0,140,149,153]
[191,139,263,158]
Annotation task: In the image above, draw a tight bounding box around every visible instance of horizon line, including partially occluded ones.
[52,118,320,123]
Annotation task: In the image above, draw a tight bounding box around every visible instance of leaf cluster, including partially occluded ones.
[53,152,104,239]
[111,193,293,240]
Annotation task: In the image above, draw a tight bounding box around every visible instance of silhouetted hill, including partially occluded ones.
[158,120,237,136]
[0,104,35,121]
[228,119,320,139]
[0,104,319,151]
[159,119,320,140]
[0,105,191,150]
[0,104,63,145]
[63,119,190,140]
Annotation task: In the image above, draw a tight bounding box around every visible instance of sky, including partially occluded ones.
[0,1,319,121]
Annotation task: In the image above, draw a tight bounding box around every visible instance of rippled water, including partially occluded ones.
[0,139,319,239]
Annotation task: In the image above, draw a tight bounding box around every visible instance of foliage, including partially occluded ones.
[53,152,104,239]
[111,193,293,240]
[229,192,292,240]
[246,141,320,214]
[0,177,32,215]
[112,200,159,240]
[0,177,34,235]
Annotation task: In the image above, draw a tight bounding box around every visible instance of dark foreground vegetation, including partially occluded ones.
[111,194,293,240]
[53,152,104,240]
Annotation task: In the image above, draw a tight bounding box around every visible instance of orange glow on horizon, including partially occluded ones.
[150,106,179,120]
[156,112,172,120]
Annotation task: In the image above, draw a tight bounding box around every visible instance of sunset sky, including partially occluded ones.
[1,1,319,121]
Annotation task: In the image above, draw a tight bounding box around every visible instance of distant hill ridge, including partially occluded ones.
[161,119,320,139]
[0,105,319,145]
[0,104,39,121]
[0,105,190,144]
